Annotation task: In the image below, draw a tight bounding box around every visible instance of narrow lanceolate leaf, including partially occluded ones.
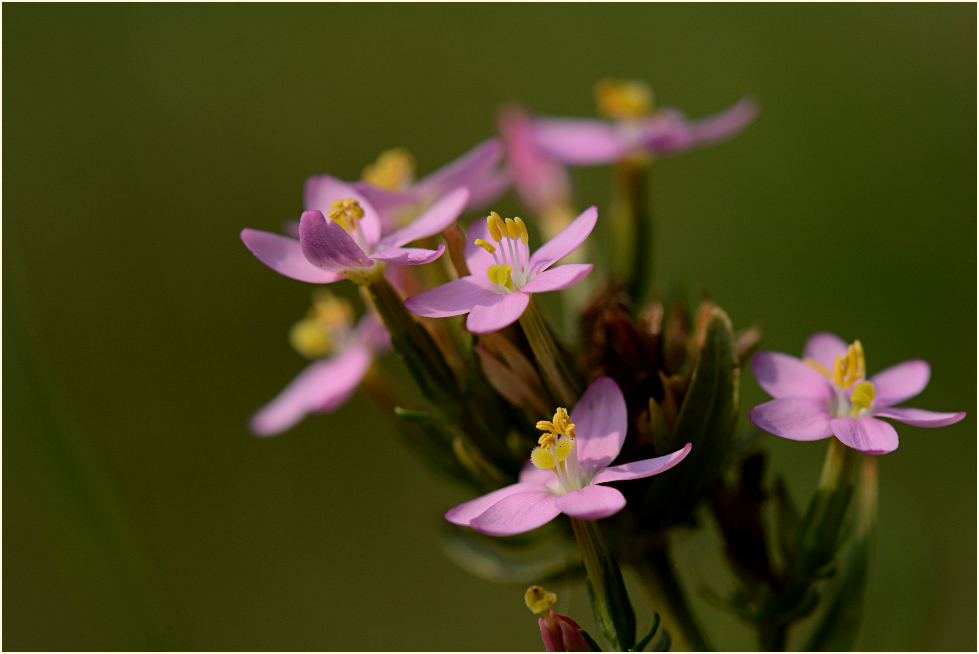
[633,612,661,652]
[801,537,869,651]
[647,307,740,524]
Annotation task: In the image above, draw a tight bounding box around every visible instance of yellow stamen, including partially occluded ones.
[474,238,496,254]
[594,79,654,120]
[360,147,416,191]
[554,436,573,462]
[531,446,556,471]
[487,264,512,287]
[804,358,831,377]
[514,217,529,244]
[505,217,520,240]
[830,339,868,389]
[538,433,556,448]
[850,381,876,415]
[328,198,365,233]
[289,291,355,359]
[490,211,508,241]
[289,318,332,359]
[486,213,503,242]
[525,586,558,615]
[536,420,559,434]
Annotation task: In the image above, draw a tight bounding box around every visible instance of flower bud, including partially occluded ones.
[538,610,596,652]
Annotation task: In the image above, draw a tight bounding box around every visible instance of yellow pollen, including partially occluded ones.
[536,420,559,434]
[531,446,556,471]
[328,198,365,232]
[538,433,556,448]
[486,213,503,242]
[594,79,655,120]
[850,381,876,415]
[525,586,558,615]
[514,217,529,244]
[831,339,868,389]
[361,147,416,191]
[554,436,573,462]
[474,238,496,254]
[487,264,512,287]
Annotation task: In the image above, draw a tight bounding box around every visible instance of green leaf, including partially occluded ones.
[773,476,800,561]
[438,521,580,584]
[650,629,672,652]
[633,612,661,652]
[579,628,604,652]
[801,537,869,651]
[647,307,740,524]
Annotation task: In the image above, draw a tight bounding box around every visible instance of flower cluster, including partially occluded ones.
[240,79,965,652]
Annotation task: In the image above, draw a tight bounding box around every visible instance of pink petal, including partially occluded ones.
[376,187,470,250]
[518,459,559,487]
[528,206,598,274]
[370,244,445,266]
[498,104,571,213]
[466,291,530,334]
[831,417,899,455]
[299,210,372,271]
[591,442,692,485]
[555,485,626,520]
[240,228,343,284]
[873,406,966,428]
[249,346,373,436]
[572,377,628,474]
[870,359,930,407]
[416,138,504,199]
[801,332,848,370]
[463,220,495,275]
[469,490,562,536]
[304,174,381,248]
[531,117,629,165]
[464,168,511,212]
[637,111,695,154]
[750,398,834,441]
[444,481,545,527]
[685,96,760,149]
[520,264,593,293]
[350,313,391,354]
[404,276,499,318]
[752,351,834,400]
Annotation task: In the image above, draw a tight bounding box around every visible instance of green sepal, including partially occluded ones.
[571,518,636,652]
[438,521,579,584]
[632,612,661,652]
[578,628,604,652]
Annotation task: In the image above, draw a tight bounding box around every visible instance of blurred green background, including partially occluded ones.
[4,4,975,651]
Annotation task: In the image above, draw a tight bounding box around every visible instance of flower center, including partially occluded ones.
[594,78,655,120]
[805,339,877,418]
[328,198,365,233]
[475,211,532,291]
[530,407,583,493]
[361,147,416,191]
[288,290,355,359]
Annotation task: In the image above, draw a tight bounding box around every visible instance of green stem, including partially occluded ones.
[612,156,653,305]
[758,622,787,651]
[637,546,712,652]
[518,299,582,407]
[570,518,636,651]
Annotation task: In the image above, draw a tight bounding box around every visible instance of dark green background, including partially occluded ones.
[4,4,975,651]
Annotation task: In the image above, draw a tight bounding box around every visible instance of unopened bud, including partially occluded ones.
[538,609,596,652]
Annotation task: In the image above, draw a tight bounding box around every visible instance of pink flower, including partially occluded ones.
[750,332,966,455]
[497,104,571,219]
[353,138,510,232]
[530,95,759,166]
[250,311,390,436]
[403,208,597,334]
[240,177,469,283]
[445,377,692,536]
[539,610,595,652]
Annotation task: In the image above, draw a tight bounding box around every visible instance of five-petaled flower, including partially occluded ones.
[530,79,759,166]
[250,292,391,436]
[353,138,510,232]
[404,207,597,333]
[750,332,966,454]
[240,177,469,284]
[445,377,692,536]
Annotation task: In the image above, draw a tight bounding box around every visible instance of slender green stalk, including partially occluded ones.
[636,546,712,652]
[611,156,654,305]
[570,518,636,651]
[758,622,787,651]
[518,299,582,407]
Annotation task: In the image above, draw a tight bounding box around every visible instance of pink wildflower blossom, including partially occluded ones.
[750,332,966,454]
[403,207,597,334]
[531,96,759,166]
[250,311,390,436]
[241,177,469,283]
[445,377,692,536]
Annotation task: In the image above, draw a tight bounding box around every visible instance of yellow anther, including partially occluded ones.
[525,586,558,615]
[289,318,332,359]
[487,264,512,287]
[310,290,355,329]
[554,436,573,462]
[328,198,365,232]
[538,433,556,448]
[850,381,876,415]
[490,211,509,241]
[474,238,496,254]
[552,408,574,435]
[594,79,654,120]
[804,358,831,378]
[486,213,503,242]
[831,340,868,389]
[531,446,556,471]
[536,420,559,434]
[361,147,416,191]
[514,217,529,244]
[505,217,520,240]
